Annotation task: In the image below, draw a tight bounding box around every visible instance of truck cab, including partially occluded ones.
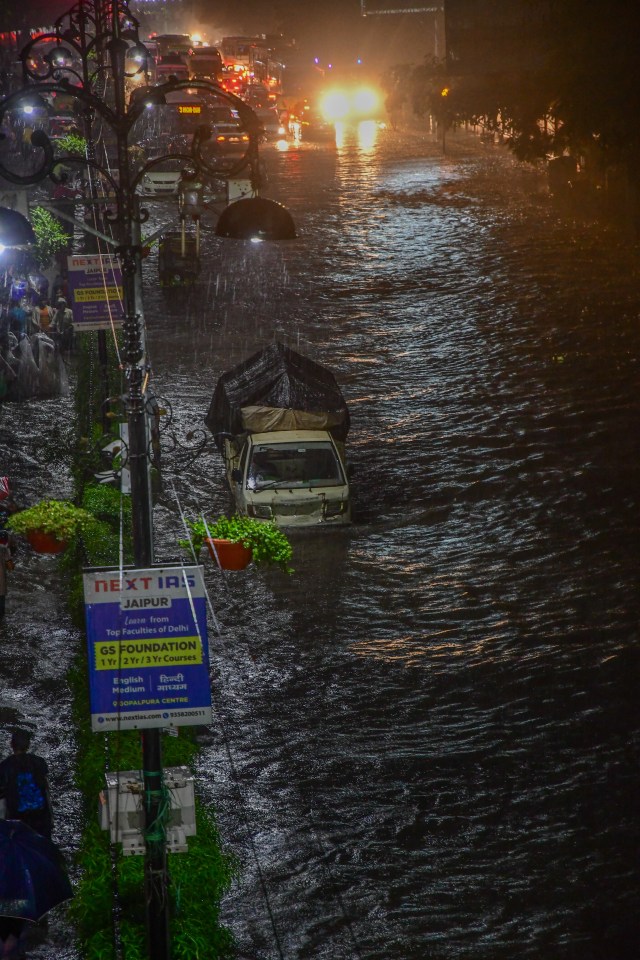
[224,429,351,526]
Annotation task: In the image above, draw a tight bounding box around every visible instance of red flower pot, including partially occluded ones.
[205,538,252,570]
[26,530,68,554]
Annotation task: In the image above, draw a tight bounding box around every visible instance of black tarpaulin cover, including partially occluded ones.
[205,343,350,449]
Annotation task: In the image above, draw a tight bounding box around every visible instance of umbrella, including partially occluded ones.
[0,821,73,921]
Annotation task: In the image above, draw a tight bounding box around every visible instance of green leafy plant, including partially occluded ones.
[7,499,97,542]
[30,205,71,268]
[182,514,293,573]
[56,132,87,156]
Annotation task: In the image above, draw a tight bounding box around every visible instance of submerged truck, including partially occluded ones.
[205,343,351,527]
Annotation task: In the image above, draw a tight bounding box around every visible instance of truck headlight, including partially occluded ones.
[324,500,347,518]
[248,504,273,519]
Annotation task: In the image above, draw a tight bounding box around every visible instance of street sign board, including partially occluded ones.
[361,1,440,13]
[67,253,123,331]
[83,565,212,731]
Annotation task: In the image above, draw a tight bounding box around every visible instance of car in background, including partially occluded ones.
[287,99,334,142]
[207,106,250,154]
[211,122,250,152]
[244,84,273,109]
[254,106,285,141]
[137,158,192,196]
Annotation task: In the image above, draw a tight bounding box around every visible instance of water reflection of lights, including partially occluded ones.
[358,120,378,151]
[275,138,289,152]
[350,632,500,667]
[334,120,380,152]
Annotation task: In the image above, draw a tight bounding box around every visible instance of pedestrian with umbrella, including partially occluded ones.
[0,819,73,958]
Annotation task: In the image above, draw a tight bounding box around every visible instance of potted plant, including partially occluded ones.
[181,514,293,573]
[7,499,96,554]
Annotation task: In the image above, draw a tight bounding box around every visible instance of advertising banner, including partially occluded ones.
[83,565,212,731]
[67,253,123,331]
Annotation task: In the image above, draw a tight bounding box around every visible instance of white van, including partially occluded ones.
[223,429,351,526]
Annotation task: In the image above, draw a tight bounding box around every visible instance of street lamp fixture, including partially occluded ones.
[0,207,36,248]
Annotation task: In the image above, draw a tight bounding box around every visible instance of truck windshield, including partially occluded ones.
[247,441,344,490]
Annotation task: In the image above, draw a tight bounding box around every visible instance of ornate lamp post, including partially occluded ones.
[0,2,295,956]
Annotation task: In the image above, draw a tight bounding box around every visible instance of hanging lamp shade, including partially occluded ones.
[215,196,296,241]
[0,207,36,249]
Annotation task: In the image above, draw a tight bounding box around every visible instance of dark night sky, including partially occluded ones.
[168,1,437,73]
[0,2,439,77]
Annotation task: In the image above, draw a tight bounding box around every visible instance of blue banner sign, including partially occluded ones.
[67,253,123,331]
[83,565,212,731]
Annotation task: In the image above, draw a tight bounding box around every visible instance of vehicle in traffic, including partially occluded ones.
[254,106,285,140]
[205,343,352,527]
[206,106,250,154]
[153,34,192,59]
[212,124,250,149]
[155,53,190,82]
[164,89,207,133]
[318,85,384,122]
[188,46,223,82]
[137,158,186,196]
[288,99,335,142]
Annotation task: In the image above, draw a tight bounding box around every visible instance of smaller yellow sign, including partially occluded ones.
[94,637,203,670]
[75,286,123,303]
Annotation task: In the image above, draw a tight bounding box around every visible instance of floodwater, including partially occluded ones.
[2,121,640,959]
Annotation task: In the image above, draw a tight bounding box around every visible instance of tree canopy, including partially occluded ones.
[403,1,640,166]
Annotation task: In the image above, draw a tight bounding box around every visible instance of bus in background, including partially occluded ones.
[154,34,192,59]
[152,34,192,82]
[188,46,223,82]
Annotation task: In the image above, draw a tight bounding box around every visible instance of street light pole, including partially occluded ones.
[106,17,169,957]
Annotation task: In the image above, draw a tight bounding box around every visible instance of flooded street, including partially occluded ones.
[2,122,639,959]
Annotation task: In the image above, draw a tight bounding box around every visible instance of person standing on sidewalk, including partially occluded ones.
[0,730,53,839]
[51,298,74,354]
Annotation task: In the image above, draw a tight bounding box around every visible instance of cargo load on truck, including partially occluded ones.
[205,342,350,447]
